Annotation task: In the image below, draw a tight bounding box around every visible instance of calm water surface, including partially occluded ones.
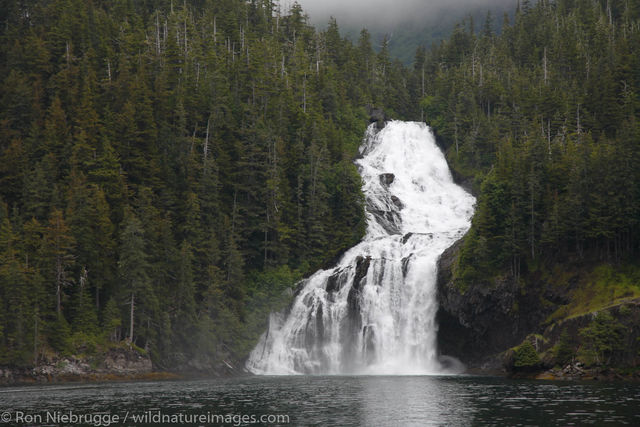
[1,376,639,426]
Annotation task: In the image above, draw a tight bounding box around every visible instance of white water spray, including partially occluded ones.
[247,121,475,375]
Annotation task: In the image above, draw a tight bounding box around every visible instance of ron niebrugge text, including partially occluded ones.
[1,410,290,426]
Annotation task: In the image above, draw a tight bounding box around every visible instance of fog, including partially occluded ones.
[281,0,516,29]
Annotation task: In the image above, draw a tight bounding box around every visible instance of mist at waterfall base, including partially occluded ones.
[247,121,475,375]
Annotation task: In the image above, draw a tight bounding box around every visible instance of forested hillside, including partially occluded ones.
[3,0,639,375]
[0,0,418,369]
[423,0,639,283]
[425,0,640,369]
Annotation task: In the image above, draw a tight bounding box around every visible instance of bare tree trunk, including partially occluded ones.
[56,256,62,317]
[302,77,306,113]
[543,47,548,85]
[33,312,39,365]
[530,180,535,259]
[184,13,188,56]
[128,293,135,343]
[204,116,210,163]
[156,12,161,55]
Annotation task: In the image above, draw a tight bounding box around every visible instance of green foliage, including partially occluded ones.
[101,298,121,343]
[429,0,640,290]
[70,268,99,335]
[578,311,625,366]
[546,263,640,323]
[68,331,98,356]
[513,340,542,370]
[553,329,575,366]
[0,0,415,368]
[47,316,71,355]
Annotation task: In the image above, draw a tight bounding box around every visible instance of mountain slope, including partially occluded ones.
[423,0,640,375]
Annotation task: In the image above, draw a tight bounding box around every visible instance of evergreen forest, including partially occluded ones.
[421,0,640,289]
[0,0,417,368]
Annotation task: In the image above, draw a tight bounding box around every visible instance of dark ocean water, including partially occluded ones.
[1,375,639,426]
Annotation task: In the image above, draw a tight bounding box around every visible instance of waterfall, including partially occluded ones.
[247,121,475,375]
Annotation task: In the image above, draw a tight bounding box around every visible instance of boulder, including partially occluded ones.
[379,173,395,187]
[368,107,388,129]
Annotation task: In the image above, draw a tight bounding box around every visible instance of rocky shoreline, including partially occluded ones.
[0,347,179,386]
[513,363,640,382]
[535,365,640,381]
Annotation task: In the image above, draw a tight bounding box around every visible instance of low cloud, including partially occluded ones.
[281,0,515,29]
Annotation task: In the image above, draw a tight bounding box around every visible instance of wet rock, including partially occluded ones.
[325,270,342,293]
[379,173,395,187]
[302,292,314,307]
[316,303,324,342]
[369,108,388,129]
[293,279,308,297]
[390,195,403,210]
[436,239,548,368]
[401,255,413,277]
[368,207,402,235]
[353,256,371,290]
[347,256,371,317]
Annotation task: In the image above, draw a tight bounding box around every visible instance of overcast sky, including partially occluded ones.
[281,0,516,29]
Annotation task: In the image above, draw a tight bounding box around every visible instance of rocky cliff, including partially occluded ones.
[0,346,157,385]
[436,241,640,377]
[436,240,550,371]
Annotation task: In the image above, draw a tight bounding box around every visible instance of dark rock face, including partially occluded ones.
[437,240,640,375]
[347,256,371,319]
[401,255,413,277]
[365,173,403,234]
[369,108,387,129]
[367,204,402,235]
[379,173,395,187]
[293,280,307,298]
[390,195,403,210]
[0,348,153,385]
[353,255,371,291]
[325,270,342,294]
[436,240,549,369]
[341,256,372,369]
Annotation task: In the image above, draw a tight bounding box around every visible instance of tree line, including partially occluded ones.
[420,0,640,286]
[0,0,418,368]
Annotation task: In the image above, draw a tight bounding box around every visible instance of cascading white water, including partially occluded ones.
[247,121,475,375]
